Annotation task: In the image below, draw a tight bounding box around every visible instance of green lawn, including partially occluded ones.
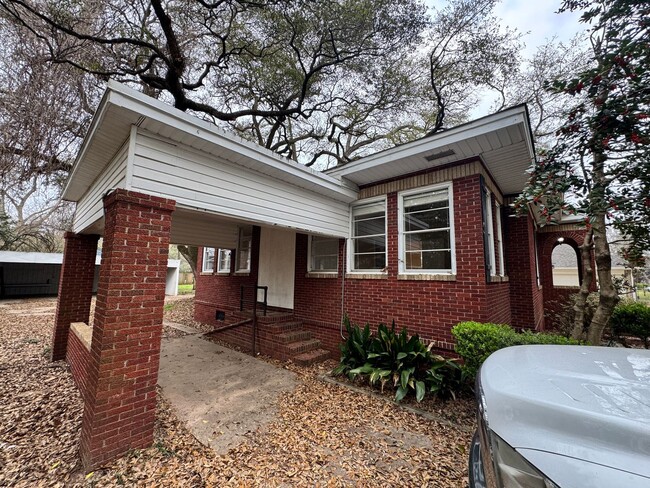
[177,283,195,295]
[636,286,650,304]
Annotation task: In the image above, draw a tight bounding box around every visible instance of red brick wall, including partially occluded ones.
[291,174,501,353]
[79,189,175,470]
[52,232,99,361]
[506,211,544,329]
[66,328,90,402]
[195,226,260,324]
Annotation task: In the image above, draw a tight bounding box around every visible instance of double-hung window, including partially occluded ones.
[217,249,232,274]
[202,247,215,273]
[236,227,252,273]
[399,184,455,274]
[308,236,339,273]
[350,199,386,272]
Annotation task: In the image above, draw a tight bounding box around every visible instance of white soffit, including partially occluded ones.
[62,81,358,203]
[326,105,535,195]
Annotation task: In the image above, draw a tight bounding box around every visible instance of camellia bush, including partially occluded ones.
[610,301,650,348]
[452,322,580,379]
[333,317,465,402]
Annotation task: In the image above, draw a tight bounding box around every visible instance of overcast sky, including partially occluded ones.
[493,0,586,55]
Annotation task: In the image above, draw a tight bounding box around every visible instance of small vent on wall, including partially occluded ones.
[215,310,226,321]
[425,149,455,162]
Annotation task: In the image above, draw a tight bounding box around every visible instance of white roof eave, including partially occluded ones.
[327,105,534,188]
[63,81,359,203]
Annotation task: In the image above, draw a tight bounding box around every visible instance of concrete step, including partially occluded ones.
[293,348,331,366]
[283,338,321,355]
[274,329,313,344]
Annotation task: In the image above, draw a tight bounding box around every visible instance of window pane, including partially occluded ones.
[218,249,231,272]
[405,250,451,270]
[405,230,450,251]
[238,247,251,271]
[312,237,338,255]
[203,247,215,272]
[354,216,385,237]
[313,255,338,271]
[355,236,386,254]
[354,253,385,270]
[352,202,385,217]
[310,237,338,272]
[404,208,449,231]
[404,189,448,211]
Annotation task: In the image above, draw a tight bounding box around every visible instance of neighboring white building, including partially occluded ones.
[0,251,180,297]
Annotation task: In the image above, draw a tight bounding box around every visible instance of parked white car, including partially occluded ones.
[469,345,650,488]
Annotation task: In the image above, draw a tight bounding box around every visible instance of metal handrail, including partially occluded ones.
[239,284,268,316]
[239,284,268,355]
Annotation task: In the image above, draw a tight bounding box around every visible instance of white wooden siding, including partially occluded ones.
[131,130,351,237]
[73,142,128,233]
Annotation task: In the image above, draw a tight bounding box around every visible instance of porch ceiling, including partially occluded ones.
[325,105,535,196]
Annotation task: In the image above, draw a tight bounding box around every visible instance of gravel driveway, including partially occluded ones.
[0,296,472,487]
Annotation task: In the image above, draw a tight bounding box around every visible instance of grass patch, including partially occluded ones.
[177,284,194,295]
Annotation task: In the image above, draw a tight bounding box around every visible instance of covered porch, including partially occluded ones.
[53,82,356,470]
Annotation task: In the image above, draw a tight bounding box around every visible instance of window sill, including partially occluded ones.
[216,271,230,276]
[398,274,456,281]
[345,273,388,280]
[234,271,250,276]
[306,272,338,279]
[489,275,509,283]
[200,271,214,276]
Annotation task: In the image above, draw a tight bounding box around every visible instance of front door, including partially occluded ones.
[257,227,295,309]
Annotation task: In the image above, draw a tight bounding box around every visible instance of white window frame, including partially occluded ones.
[308,235,339,273]
[348,196,387,273]
[201,247,215,274]
[236,227,253,273]
[398,182,456,275]
[216,248,232,274]
[495,203,505,276]
[484,189,496,276]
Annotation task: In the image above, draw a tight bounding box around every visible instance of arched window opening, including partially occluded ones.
[551,243,580,287]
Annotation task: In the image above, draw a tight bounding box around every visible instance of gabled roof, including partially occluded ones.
[62,81,358,204]
[326,105,535,195]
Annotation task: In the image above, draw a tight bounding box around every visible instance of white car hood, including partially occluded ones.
[480,345,650,481]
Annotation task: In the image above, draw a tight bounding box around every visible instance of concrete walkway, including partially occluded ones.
[158,334,297,454]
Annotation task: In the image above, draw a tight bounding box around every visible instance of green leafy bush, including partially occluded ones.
[452,321,579,379]
[333,320,464,402]
[332,316,373,376]
[610,301,650,348]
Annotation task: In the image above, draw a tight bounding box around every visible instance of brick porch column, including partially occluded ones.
[52,232,99,361]
[80,189,175,470]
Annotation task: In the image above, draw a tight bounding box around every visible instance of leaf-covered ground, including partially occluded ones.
[0,297,473,487]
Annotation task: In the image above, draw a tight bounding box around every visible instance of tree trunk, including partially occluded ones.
[587,211,619,345]
[177,245,198,290]
[571,228,593,340]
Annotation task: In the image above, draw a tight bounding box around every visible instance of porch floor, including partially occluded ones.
[158,334,297,454]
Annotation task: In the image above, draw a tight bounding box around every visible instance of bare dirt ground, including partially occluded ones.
[0,296,473,487]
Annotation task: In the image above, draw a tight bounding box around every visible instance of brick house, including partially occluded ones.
[54,81,587,469]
